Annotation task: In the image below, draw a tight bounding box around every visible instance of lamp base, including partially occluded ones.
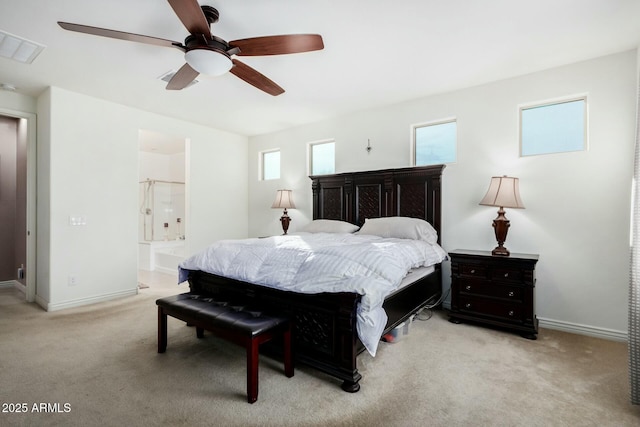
[491,208,511,257]
[280,209,291,235]
[491,245,510,256]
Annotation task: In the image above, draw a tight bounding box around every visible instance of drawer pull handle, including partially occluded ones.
[504,272,509,278]
[508,291,514,297]
[465,285,471,291]
[465,303,471,309]
[508,310,514,316]
[470,269,476,274]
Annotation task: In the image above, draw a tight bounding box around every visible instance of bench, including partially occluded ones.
[156,293,294,403]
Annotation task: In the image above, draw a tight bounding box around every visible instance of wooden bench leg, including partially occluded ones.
[196,327,204,338]
[158,307,167,353]
[247,338,260,404]
[283,325,294,378]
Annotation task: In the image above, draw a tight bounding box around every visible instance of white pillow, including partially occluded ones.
[299,219,360,234]
[357,217,438,244]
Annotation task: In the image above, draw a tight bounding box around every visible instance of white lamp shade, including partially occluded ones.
[479,176,525,209]
[272,190,296,209]
[185,48,232,76]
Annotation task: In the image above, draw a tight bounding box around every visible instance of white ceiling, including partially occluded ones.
[0,0,639,137]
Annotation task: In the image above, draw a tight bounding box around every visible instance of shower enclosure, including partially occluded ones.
[138,179,186,275]
[139,179,185,242]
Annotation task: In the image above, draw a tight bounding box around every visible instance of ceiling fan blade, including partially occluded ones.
[167,0,211,38]
[229,34,324,56]
[57,22,182,49]
[230,59,284,96]
[166,63,200,90]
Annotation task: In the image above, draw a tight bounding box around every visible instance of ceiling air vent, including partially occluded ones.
[0,30,45,64]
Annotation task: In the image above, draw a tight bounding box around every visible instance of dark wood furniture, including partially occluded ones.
[448,249,539,339]
[156,293,294,403]
[186,164,445,392]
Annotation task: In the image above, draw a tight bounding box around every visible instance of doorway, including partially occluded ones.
[137,129,187,290]
[0,109,36,302]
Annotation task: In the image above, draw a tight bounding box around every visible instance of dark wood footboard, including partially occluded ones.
[187,264,441,392]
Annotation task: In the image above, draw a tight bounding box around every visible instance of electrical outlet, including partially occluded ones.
[68,275,78,286]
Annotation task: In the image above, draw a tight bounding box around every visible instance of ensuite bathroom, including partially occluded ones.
[137,130,187,288]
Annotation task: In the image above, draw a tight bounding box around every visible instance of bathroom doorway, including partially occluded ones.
[137,130,187,289]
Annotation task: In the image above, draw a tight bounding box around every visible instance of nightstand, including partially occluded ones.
[448,249,539,339]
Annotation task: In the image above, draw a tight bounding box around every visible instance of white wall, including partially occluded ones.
[0,91,36,114]
[248,50,638,339]
[35,87,248,310]
[139,151,185,183]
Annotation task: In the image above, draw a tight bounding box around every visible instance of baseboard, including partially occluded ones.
[440,301,627,342]
[14,281,26,294]
[538,317,627,342]
[0,280,23,291]
[41,288,139,312]
[35,294,48,310]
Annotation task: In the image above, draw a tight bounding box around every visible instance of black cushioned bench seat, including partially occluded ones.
[156,293,293,403]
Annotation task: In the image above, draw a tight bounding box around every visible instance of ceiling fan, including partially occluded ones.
[57,0,324,95]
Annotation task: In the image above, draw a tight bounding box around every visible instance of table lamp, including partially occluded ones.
[271,189,295,235]
[479,176,525,256]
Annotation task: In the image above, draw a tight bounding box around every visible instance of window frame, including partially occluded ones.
[260,148,280,181]
[308,139,335,176]
[519,94,588,157]
[410,117,457,167]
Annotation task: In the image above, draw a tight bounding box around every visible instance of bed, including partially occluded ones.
[181,164,445,392]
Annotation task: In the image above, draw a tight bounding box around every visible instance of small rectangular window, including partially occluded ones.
[262,150,280,180]
[520,97,587,156]
[310,140,335,175]
[412,119,457,166]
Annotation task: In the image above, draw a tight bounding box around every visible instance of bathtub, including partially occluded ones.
[138,240,186,276]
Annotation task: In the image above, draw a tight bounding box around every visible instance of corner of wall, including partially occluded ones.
[35,88,52,304]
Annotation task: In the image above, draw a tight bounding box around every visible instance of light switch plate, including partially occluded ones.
[69,215,87,226]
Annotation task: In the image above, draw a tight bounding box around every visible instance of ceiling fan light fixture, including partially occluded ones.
[57,3,324,94]
[185,48,232,76]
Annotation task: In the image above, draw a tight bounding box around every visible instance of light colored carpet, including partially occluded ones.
[1,283,639,427]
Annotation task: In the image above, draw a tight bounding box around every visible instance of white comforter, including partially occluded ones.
[178,232,447,356]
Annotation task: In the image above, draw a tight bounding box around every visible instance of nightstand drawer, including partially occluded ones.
[459,264,488,278]
[458,281,522,301]
[458,296,522,321]
[491,267,523,283]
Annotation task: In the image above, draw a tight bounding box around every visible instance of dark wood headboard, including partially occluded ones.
[310,165,445,243]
